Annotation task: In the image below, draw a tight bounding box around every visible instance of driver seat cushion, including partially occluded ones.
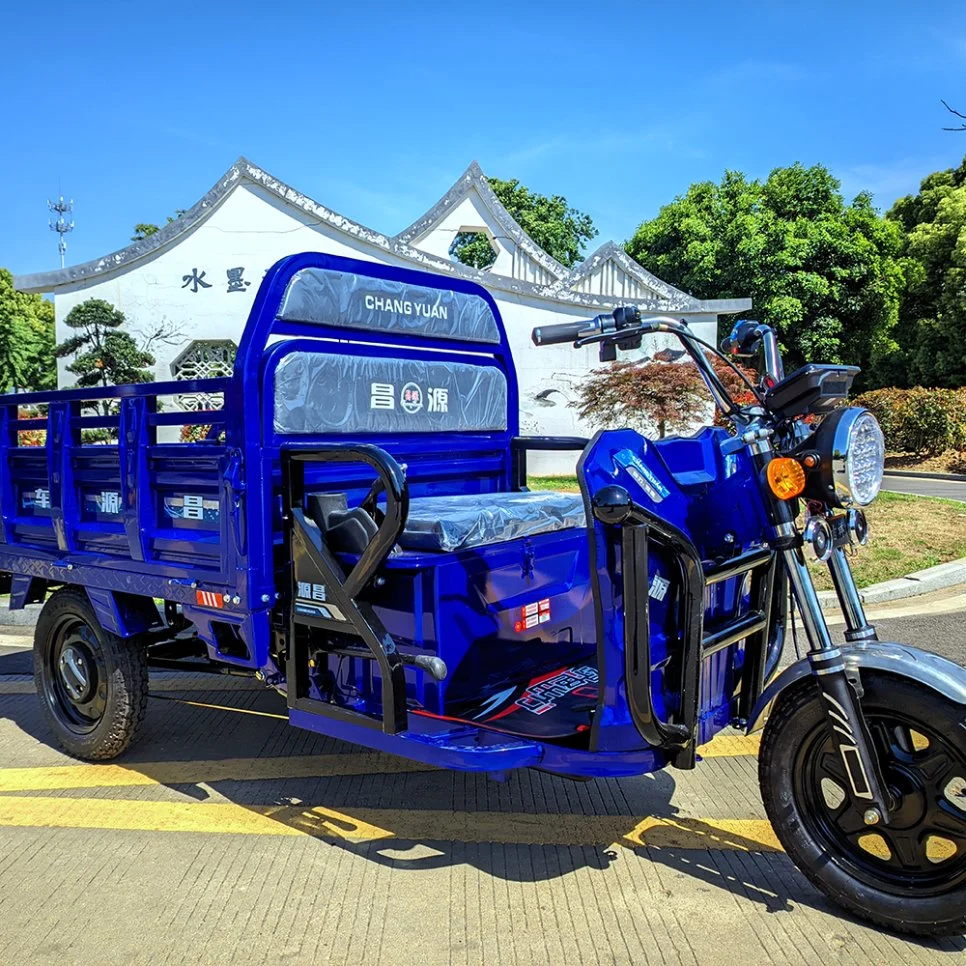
[399,491,586,552]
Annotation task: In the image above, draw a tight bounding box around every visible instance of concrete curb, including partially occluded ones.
[884,469,966,482]
[818,557,966,607]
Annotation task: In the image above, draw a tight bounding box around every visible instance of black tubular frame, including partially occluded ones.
[620,513,705,768]
[282,444,410,734]
[602,500,778,770]
[284,444,409,598]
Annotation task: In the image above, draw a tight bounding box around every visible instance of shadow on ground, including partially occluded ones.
[0,674,964,954]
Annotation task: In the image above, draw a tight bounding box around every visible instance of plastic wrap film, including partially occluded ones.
[274,352,508,435]
[400,491,587,552]
[278,268,501,344]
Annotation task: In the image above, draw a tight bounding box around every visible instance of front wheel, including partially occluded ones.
[34,587,149,760]
[759,672,966,937]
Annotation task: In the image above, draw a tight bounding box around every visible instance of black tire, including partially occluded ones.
[33,586,148,760]
[760,672,966,937]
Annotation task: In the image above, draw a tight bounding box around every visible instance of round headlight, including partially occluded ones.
[822,407,885,507]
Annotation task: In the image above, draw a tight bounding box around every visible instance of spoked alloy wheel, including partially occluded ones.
[760,672,966,937]
[34,587,148,760]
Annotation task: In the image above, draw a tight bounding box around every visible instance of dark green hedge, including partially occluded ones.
[854,387,966,455]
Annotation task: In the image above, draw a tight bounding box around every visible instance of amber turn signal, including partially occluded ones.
[766,457,806,500]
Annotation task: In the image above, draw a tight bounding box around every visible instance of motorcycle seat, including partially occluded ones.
[398,491,586,552]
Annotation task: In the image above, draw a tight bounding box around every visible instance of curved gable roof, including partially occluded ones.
[15,157,409,294]
[393,161,570,281]
[14,158,751,316]
[559,241,699,307]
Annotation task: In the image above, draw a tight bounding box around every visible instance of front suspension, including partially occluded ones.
[807,648,895,824]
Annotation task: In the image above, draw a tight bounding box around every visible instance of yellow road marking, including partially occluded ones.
[0,731,759,796]
[696,734,761,758]
[622,816,780,851]
[149,695,288,720]
[0,796,782,851]
[0,795,391,840]
[0,754,436,792]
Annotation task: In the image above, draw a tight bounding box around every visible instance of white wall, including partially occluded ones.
[53,182,719,474]
[53,184,376,383]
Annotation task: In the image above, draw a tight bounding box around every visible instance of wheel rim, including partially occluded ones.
[794,703,966,896]
[42,616,109,734]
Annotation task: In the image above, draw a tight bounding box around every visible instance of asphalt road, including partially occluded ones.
[826,587,966,664]
[882,473,966,501]
[859,611,966,663]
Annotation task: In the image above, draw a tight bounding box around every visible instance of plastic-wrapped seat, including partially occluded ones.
[398,491,586,552]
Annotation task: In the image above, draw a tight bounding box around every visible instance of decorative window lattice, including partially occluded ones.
[171,340,236,411]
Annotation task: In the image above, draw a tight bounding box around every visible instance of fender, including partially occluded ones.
[746,641,966,733]
[85,587,164,639]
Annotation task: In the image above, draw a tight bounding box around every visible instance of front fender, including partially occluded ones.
[746,641,966,734]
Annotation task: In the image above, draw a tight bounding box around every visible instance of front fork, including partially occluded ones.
[780,536,894,823]
[751,435,894,825]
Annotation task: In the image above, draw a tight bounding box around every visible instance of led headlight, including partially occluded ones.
[807,407,885,508]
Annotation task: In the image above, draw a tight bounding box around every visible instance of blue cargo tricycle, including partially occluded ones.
[3,253,965,935]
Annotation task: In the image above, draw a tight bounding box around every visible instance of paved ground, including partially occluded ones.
[1,594,965,965]
[882,473,966,502]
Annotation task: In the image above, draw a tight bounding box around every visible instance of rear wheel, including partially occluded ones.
[759,672,966,937]
[34,587,149,760]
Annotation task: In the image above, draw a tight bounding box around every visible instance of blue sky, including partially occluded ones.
[3,0,966,276]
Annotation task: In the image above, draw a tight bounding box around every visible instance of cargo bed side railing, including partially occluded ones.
[0,377,234,599]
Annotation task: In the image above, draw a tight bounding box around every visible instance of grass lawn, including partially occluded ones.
[528,477,966,590]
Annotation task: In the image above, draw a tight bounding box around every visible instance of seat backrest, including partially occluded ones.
[260,255,519,498]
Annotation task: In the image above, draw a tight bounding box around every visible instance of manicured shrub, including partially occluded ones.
[854,387,966,455]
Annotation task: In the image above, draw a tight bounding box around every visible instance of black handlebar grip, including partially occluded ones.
[531,320,591,346]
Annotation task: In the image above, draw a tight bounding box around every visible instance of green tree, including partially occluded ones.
[20,296,56,391]
[451,176,598,270]
[131,209,187,241]
[625,164,905,383]
[54,299,155,392]
[0,269,57,392]
[885,156,966,387]
[0,270,31,391]
[450,232,498,269]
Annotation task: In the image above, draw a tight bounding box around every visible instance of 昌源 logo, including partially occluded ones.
[369,382,450,415]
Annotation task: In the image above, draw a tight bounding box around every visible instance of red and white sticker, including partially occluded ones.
[514,598,551,633]
[196,590,224,608]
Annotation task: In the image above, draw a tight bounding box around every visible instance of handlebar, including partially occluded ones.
[530,307,773,419]
[531,319,597,347]
[721,320,784,384]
